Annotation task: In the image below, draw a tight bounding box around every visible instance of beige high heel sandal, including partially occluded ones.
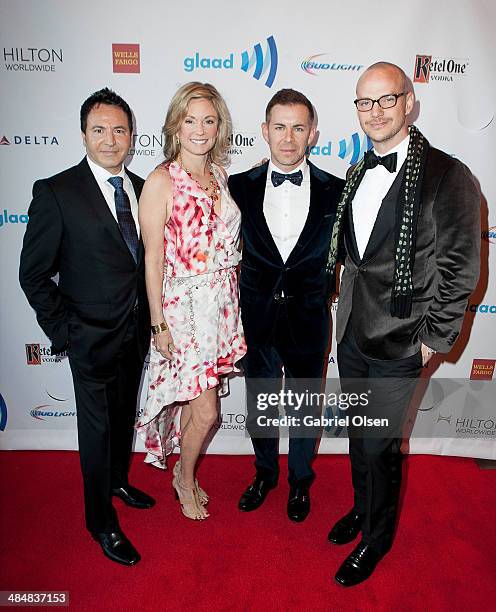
[172,470,209,520]
[173,460,209,506]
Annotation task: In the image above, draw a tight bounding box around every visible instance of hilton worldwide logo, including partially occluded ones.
[3,47,63,72]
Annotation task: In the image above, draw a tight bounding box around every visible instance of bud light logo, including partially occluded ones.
[301,54,363,76]
[30,391,75,420]
[0,393,7,431]
[183,36,278,88]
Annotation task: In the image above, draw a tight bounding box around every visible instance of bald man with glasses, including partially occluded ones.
[325,62,480,586]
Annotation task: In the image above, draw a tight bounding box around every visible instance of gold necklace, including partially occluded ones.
[178,155,221,202]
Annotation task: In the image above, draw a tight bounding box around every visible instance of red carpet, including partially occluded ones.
[1,452,495,611]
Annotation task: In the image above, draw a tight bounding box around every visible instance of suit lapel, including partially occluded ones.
[360,162,405,262]
[286,161,328,265]
[245,162,284,264]
[345,199,361,265]
[77,158,136,266]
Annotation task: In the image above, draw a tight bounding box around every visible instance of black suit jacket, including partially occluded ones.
[228,160,345,351]
[19,158,150,374]
[337,145,480,359]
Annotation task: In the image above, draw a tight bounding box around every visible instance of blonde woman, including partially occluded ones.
[137,83,246,520]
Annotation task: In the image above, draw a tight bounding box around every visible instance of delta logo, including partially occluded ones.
[413,54,469,83]
[30,391,75,420]
[482,226,496,244]
[301,54,363,75]
[112,44,140,74]
[0,134,59,146]
[183,35,278,88]
[470,359,495,381]
[25,343,67,365]
[309,132,373,165]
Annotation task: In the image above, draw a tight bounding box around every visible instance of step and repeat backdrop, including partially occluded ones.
[1,0,495,458]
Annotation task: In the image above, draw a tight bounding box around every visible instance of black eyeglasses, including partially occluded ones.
[354,93,406,112]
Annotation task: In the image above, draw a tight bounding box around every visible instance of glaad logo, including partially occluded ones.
[241,36,278,88]
[482,226,496,244]
[413,54,469,83]
[183,36,278,88]
[465,302,496,314]
[3,47,63,72]
[0,134,59,146]
[0,393,7,432]
[301,54,363,75]
[0,209,28,229]
[30,391,75,421]
[309,133,372,165]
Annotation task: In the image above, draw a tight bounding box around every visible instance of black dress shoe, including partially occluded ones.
[287,485,310,522]
[327,509,363,544]
[238,475,276,512]
[92,530,141,566]
[334,542,383,587]
[112,485,155,509]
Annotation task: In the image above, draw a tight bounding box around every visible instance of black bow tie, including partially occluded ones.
[271,169,303,187]
[363,150,397,173]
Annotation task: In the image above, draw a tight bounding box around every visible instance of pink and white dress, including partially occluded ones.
[136,161,246,468]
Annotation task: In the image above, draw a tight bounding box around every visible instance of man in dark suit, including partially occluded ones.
[228,89,344,522]
[326,63,480,586]
[19,88,154,566]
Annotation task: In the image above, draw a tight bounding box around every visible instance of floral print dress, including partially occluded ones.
[136,161,246,468]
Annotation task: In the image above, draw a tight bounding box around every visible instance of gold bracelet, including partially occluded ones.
[151,321,168,335]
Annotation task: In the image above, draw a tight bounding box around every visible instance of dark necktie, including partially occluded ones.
[271,169,303,187]
[107,176,138,263]
[363,150,397,173]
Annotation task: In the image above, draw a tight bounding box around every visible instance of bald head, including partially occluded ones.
[357,62,409,96]
[355,61,414,154]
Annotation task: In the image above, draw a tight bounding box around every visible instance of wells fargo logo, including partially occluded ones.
[470,359,495,381]
[112,44,140,73]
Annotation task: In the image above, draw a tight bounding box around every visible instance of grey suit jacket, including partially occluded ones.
[337,145,480,360]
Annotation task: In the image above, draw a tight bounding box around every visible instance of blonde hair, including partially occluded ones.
[162,82,232,166]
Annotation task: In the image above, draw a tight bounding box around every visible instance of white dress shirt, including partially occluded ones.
[352,135,409,259]
[86,155,140,236]
[263,159,310,262]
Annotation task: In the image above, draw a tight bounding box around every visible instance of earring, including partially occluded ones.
[176,136,180,147]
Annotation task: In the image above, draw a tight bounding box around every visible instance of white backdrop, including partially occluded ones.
[1,0,495,458]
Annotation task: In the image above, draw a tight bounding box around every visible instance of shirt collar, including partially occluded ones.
[86,155,126,185]
[268,158,309,180]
